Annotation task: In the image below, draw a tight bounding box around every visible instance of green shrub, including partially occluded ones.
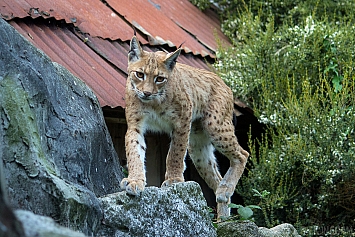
[212,3,355,233]
[192,0,355,26]
[191,0,355,232]
[215,12,355,110]
[239,74,355,229]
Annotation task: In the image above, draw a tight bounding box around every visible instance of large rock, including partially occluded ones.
[217,220,301,237]
[217,221,264,237]
[259,223,301,237]
[0,18,123,235]
[98,181,217,237]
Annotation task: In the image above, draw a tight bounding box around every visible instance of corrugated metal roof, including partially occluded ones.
[145,0,228,52]
[1,0,230,108]
[0,0,229,57]
[0,0,137,42]
[106,0,229,57]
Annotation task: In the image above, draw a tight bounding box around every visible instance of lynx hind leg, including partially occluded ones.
[188,126,222,192]
[204,116,249,217]
[217,202,230,220]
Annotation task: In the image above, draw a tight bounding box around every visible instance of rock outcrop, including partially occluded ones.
[14,210,86,237]
[99,181,216,237]
[217,220,301,237]
[0,17,123,235]
[259,223,301,237]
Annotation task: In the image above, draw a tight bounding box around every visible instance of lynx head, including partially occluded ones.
[127,36,181,103]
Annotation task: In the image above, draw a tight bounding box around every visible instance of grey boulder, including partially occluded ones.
[99,181,217,237]
[217,220,301,237]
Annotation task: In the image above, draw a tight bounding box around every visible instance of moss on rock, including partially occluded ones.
[0,74,54,176]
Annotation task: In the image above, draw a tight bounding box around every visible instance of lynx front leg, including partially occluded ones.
[120,128,147,195]
[161,128,190,187]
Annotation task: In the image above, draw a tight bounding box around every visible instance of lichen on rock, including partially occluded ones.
[0,74,50,177]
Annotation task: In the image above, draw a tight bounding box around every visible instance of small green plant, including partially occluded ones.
[121,166,128,178]
[228,203,261,221]
[211,194,263,225]
[323,35,344,93]
[207,206,215,220]
[252,189,270,199]
[252,189,274,228]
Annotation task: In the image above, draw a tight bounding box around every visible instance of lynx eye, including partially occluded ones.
[135,71,145,80]
[155,76,166,84]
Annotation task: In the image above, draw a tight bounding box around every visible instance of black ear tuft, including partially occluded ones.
[164,48,181,71]
[177,41,185,49]
[128,36,142,63]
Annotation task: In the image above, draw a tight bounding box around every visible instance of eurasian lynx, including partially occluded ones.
[120,35,249,218]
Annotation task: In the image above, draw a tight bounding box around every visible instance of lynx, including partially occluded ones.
[120,35,249,218]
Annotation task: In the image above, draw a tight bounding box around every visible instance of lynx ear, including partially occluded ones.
[164,48,181,71]
[128,36,143,63]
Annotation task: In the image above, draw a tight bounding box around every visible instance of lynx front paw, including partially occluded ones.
[161,177,184,187]
[120,178,145,195]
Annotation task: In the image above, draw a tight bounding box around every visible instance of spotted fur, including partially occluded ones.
[121,36,249,219]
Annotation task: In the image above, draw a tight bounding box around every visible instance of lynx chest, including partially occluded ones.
[141,103,200,135]
[142,108,175,134]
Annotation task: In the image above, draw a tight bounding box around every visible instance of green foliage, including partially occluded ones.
[228,203,261,221]
[215,12,355,111]
[227,11,354,232]
[189,0,211,11]
[191,0,355,233]
[192,0,355,26]
[122,166,128,178]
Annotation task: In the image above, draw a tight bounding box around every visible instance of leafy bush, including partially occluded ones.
[239,74,355,229]
[192,0,355,26]
[192,0,355,233]
[215,12,355,111]
[223,10,354,233]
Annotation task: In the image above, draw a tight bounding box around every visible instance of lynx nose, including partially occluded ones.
[143,91,152,97]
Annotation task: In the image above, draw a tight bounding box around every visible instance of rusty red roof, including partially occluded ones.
[106,0,229,56]
[0,0,230,108]
[0,0,229,56]
[0,0,137,42]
